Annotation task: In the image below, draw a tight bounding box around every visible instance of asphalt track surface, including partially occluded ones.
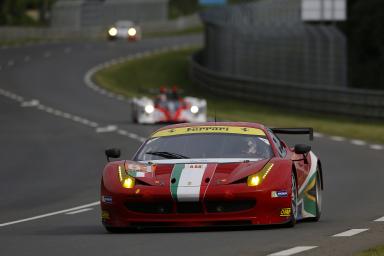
[1,35,384,256]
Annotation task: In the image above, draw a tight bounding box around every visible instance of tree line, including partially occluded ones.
[0,0,53,25]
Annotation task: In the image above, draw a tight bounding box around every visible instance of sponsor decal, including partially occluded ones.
[271,190,288,198]
[151,126,266,137]
[101,195,113,204]
[298,152,318,219]
[124,162,155,178]
[101,210,110,220]
[280,208,291,217]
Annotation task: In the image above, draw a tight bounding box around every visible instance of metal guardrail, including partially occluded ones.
[200,0,347,89]
[190,52,384,119]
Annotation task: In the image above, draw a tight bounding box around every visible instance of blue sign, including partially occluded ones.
[199,0,227,5]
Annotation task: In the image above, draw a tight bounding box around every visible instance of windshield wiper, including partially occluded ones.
[145,151,189,159]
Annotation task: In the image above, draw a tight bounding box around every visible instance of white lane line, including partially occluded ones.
[65,208,93,215]
[117,130,146,142]
[88,122,99,128]
[62,112,72,119]
[0,202,99,227]
[1,89,145,145]
[330,136,345,142]
[350,140,367,146]
[370,144,383,150]
[374,216,384,222]
[21,99,40,107]
[268,246,318,256]
[96,125,118,133]
[117,129,128,135]
[332,229,369,237]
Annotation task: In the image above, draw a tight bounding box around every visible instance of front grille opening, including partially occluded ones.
[125,202,173,214]
[206,200,256,213]
[176,202,203,213]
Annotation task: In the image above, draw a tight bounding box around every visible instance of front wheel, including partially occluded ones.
[287,171,298,227]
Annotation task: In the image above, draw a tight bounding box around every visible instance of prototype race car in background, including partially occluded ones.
[100,122,323,232]
[131,88,207,124]
[107,20,141,41]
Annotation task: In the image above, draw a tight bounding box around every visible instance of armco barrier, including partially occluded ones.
[190,52,384,120]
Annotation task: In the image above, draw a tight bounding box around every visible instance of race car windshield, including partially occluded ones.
[135,134,273,161]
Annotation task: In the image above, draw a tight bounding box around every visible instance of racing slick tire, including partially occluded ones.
[104,226,123,233]
[104,226,137,233]
[287,171,298,227]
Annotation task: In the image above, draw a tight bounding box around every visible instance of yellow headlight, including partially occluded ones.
[247,163,274,187]
[118,165,135,189]
[123,177,135,188]
[247,175,261,186]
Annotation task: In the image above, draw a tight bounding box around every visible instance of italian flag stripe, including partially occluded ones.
[170,163,217,202]
[170,164,184,200]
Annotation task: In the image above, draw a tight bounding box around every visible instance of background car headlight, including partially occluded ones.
[108,27,117,36]
[190,105,199,114]
[144,105,154,114]
[128,27,137,36]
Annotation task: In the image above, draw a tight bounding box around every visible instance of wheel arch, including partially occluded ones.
[291,163,298,190]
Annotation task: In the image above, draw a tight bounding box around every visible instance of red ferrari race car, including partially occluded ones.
[100,122,323,232]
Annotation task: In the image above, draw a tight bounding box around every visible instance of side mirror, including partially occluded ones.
[105,148,121,162]
[294,144,311,154]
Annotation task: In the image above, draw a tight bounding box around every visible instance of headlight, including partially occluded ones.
[108,27,117,36]
[247,163,274,187]
[122,177,135,188]
[128,27,137,36]
[190,105,199,114]
[118,165,135,189]
[248,175,261,186]
[144,105,154,114]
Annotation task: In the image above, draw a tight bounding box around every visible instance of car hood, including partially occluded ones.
[125,158,271,186]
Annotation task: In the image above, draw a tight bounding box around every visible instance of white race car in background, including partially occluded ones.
[131,95,207,124]
[107,20,141,41]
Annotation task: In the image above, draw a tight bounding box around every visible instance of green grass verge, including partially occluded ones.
[357,246,384,256]
[93,47,384,144]
[0,37,47,47]
[143,25,203,38]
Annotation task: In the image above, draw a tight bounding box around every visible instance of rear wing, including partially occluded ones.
[270,128,314,141]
